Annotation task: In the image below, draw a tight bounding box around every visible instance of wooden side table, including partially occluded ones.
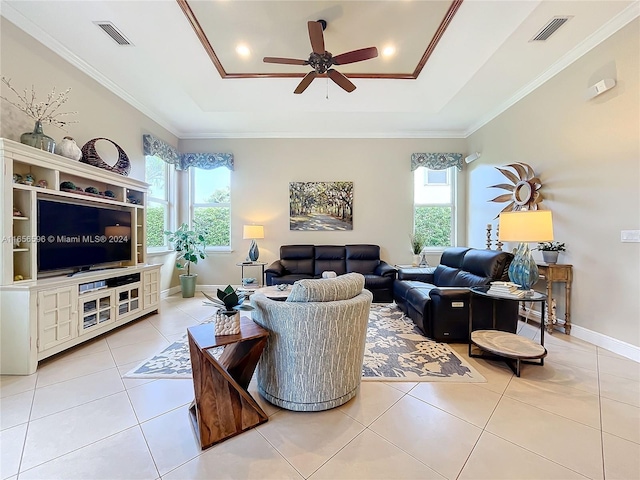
[187,317,269,450]
[537,263,573,334]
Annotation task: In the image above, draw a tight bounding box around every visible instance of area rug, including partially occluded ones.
[124,303,485,382]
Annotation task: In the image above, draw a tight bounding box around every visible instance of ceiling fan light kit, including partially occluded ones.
[263,20,378,94]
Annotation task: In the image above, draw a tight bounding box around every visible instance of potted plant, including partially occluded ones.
[202,286,254,335]
[410,232,426,266]
[536,241,566,264]
[165,222,208,298]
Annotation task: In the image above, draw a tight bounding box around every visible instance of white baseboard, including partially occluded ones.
[570,325,640,363]
[519,307,640,363]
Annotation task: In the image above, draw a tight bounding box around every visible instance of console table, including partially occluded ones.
[537,263,573,334]
[187,317,268,449]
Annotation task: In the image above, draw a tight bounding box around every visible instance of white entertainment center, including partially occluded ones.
[1,138,161,375]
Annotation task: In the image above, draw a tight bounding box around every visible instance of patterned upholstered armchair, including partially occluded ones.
[250,273,372,411]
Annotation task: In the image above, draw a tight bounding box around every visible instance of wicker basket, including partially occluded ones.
[80,138,131,176]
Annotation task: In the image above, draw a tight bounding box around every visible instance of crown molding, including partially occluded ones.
[464,2,640,138]
[178,130,467,139]
[0,3,181,138]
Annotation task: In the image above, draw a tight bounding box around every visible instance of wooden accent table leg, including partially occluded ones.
[187,322,268,450]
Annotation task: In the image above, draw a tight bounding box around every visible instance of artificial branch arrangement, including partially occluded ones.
[1,77,78,129]
[410,232,426,255]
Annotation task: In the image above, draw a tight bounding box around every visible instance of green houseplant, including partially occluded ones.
[165,223,208,298]
[410,232,427,266]
[536,241,566,264]
[202,286,254,335]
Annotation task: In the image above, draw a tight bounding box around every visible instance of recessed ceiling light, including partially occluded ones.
[235,44,251,57]
[382,45,396,57]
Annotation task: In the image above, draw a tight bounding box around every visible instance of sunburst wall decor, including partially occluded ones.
[489,162,543,218]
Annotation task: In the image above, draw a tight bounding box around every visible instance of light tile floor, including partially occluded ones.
[1,295,639,480]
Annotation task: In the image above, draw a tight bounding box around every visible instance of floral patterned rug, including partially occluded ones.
[363,304,485,382]
[124,304,485,382]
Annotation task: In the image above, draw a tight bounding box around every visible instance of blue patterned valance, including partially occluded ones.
[411,153,463,172]
[142,134,234,171]
[143,134,180,166]
[180,152,234,171]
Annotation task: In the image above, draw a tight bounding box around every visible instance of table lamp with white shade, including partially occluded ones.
[243,225,264,262]
[498,210,553,291]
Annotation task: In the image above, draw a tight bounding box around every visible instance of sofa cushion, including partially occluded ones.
[280,245,315,275]
[345,245,380,275]
[286,272,365,303]
[314,245,347,276]
[433,265,460,286]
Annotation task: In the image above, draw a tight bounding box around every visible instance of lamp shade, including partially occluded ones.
[243,225,264,240]
[498,211,553,243]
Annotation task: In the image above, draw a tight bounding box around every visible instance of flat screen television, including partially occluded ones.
[37,199,132,274]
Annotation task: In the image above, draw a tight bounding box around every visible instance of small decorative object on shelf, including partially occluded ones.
[81,138,131,176]
[202,288,254,336]
[13,174,22,184]
[54,136,82,161]
[1,77,77,153]
[13,207,23,217]
[36,179,47,189]
[103,190,116,198]
[60,180,76,190]
[22,173,35,186]
[14,275,24,281]
[85,186,99,195]
[126,195,141,204]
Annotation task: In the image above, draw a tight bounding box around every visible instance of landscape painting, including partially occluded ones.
[289,182,353,231]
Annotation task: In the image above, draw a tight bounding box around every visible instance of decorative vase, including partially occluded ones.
[214,311,241,336]
[542,251,559,264]
[20,121,56,153]
[508,242,539,290]
[248,240,259,262]
[412,254,421,266]
[179,274,197,298]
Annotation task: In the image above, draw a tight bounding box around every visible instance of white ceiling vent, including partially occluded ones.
[94,21,133,46]
[530,16,572,42]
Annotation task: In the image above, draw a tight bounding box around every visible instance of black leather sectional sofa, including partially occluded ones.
[265,244,396,302]
[394,247,518,342]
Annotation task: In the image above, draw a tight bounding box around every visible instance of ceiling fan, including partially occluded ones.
[263,20,378,94]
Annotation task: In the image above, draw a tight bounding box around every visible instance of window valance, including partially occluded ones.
[142,134,234,171]
[411,153,463,172]
[143,134,180,166]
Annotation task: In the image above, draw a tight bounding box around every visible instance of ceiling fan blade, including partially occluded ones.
[327,69,356,93]
[332,47,379,65]
[308,21,325,54]
[294,71,318,94]
[263,57,308,65]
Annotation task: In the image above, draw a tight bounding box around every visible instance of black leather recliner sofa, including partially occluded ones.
[393,247,518,342]
[265,244,397,302]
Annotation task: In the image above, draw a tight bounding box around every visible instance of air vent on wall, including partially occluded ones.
[530,16,572,42]
[94,21,133,46]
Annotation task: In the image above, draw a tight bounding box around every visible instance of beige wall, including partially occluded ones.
[176,138,467,287]
[3,15,638,348]
[0,18,177,292]
[466,20,640,347]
